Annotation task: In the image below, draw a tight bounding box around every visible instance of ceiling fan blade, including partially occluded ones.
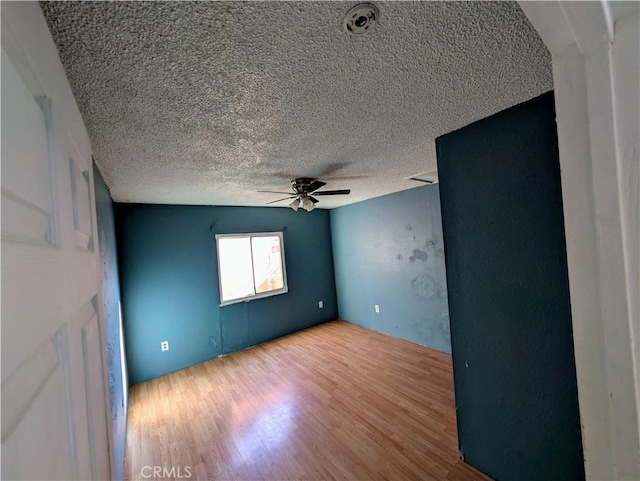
[265,196,296,204]
[258,190,293,195]
[307,180,327,193]
[313,189,351,196]
[309,196,319,203]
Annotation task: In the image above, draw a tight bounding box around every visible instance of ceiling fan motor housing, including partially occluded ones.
[291,178,316,195]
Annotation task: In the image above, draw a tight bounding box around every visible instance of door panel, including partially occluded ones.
[82,306,111,479]
[1,337,74,480]
[70,154,95,252]
[1,48,55,247]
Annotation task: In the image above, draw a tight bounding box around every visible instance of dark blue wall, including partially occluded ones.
[115,204,337,385]
[436,92,584,480]
[93,165,127,481]
[330,186,451,352]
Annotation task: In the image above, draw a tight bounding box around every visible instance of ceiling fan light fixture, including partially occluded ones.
[289,198,300,211]
[301,196,315,212]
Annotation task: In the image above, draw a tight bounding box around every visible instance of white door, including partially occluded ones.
[1,3,112,480]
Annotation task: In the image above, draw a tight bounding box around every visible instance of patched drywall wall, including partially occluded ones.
[115,204,337,384]
[94,165,127,481]
[436,92,584,480]
[330,186,450,352]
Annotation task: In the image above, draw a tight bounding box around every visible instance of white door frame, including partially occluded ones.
[519,2,639,479]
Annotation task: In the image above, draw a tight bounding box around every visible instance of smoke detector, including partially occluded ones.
[344,3,379,35]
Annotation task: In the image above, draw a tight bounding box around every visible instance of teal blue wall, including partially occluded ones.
[436,92,584,480]
[115,204,337,385]
[330,186,450,353]
[93,165,127,481]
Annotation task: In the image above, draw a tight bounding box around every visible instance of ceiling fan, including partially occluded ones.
[259,178,351,211]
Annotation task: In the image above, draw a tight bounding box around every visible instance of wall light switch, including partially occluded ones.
[161,341,169,352]
[375,305,380,313]
[319,300,324,308]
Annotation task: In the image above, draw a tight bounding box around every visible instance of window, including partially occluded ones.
[215,232,288,306]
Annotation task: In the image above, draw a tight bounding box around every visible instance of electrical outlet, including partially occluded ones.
[161,341,169,352]
[319,300,324,308]
[375,305,380,313]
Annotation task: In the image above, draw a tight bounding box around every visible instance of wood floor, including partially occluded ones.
[124,320,491,481]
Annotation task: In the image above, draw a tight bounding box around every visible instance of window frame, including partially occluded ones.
[215,231,289,307]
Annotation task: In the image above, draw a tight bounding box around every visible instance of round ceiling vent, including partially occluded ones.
[344,3,379,35]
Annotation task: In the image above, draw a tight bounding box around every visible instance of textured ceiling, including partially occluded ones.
[41,1,552,208]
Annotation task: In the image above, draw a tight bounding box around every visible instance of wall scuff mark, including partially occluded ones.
[409,248,428,263]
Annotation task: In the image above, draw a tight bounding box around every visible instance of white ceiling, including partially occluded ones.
[41,1,552,209]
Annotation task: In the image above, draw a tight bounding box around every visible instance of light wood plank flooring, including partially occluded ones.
[124,320,491,480]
